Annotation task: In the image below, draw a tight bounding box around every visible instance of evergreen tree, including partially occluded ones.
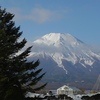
[0,7,47,100]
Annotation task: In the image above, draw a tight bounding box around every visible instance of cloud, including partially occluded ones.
[27,8,54,23]
[7,7,67,24]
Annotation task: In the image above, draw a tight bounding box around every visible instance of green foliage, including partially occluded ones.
[0,7,47,100]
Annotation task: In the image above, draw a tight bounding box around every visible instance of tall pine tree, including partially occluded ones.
[0,7,47,100]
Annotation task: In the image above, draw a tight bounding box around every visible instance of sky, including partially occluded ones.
[0,0,100,46]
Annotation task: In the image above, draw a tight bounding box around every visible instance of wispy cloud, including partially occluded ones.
[7,7,67,24]
[26,8,55,23]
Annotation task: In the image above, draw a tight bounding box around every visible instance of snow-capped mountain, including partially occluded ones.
[28,33,100,89]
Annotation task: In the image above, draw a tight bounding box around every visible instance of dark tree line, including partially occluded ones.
[0,7,47,100]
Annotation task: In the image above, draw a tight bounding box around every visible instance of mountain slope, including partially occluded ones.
[28,33,100,89]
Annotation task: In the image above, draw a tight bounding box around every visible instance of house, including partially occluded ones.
[57,85,81,95]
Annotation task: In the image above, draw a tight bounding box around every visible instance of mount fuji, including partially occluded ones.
[28,33,100,89]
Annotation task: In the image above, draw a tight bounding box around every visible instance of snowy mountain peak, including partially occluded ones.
[29,33,100,88]
[31,33,100,70]
[34,33,82,47]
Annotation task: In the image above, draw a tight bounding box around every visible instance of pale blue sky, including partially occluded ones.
[0,0,100,46]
